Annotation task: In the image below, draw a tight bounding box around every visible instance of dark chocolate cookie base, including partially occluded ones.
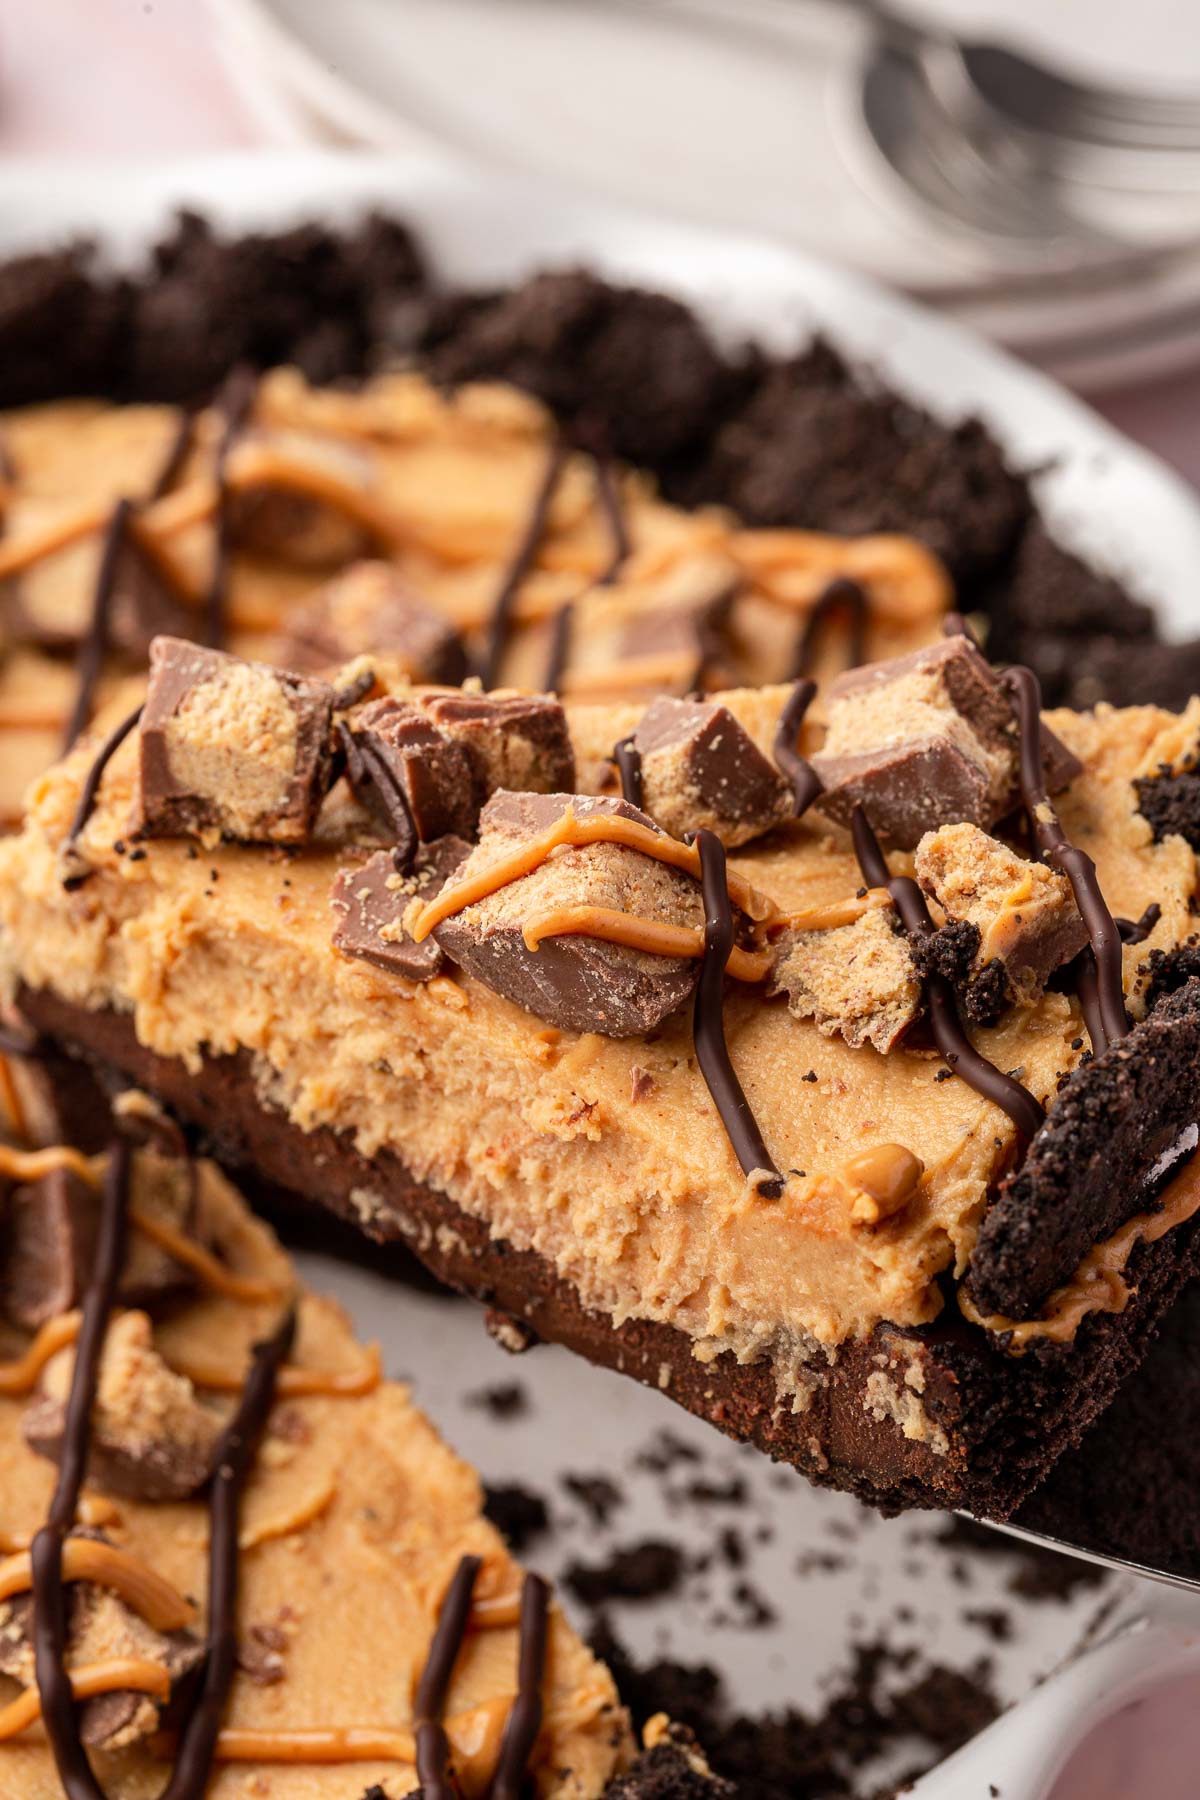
[17,985,1200,1521]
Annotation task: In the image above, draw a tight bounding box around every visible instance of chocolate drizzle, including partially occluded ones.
[479,438,569,689]
[789,576,867,679]
[1119,903,1162,946]
[693,828,782,1193]
[30,1135,132,1800]
[413,1553,482,1800]
[27,1121,293,1800]
[158,1306,295,1800]
[488,1572,550,1800]
[148,409,195,503]
[203,366,257,651]
[592,453,631,581]
[772,679,823,818]
[1003,665,1128,1054]
[60,700,144,887]
[539,449,629,691]
[613,735,644,809]
[850,806,1046,1140]
[61,499,134,752]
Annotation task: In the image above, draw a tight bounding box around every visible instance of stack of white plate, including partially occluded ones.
[207,0,1200,393]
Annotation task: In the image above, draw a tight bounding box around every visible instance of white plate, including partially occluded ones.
[5,148,1200,1797]
[206,0,1200,390]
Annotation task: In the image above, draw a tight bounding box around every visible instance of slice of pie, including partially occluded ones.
[0,1049,724,1799]
[3,626,1198,1522]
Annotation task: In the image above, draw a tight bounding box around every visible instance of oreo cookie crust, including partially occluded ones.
[967,981,1200,1320]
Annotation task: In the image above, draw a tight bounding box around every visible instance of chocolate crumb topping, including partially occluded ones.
[968,979,1200,1319]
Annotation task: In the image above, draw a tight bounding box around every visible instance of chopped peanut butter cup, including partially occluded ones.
[24,1309,221,1501]
[133,636,335,845]
[812,637,1080,849]
[632,695,792,848]
[277,560,468,683]
[768,905,921,1053]
[433,792,704,1035]
[915,822,1088,1016]
[332,835,471,982]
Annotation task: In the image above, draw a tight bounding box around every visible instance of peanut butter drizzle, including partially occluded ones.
[840,1146,925,1225]
[411,805,779,943]
[128,1208,288,1305]
[961,1150,1200,1351]
[521,905,772,983]
[0,1538,196,1632]
[203,1725,417,1763]
[772,889,892,934]
[169,1340,382,1399]
[0,1660,171,1740]
[0,1143,100,1187]
[0,1143,287,1304]
[0,1312,81,1396]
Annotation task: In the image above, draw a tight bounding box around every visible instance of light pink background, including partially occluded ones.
[6,5,1200,1796]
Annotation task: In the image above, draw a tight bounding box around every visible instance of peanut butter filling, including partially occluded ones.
[5,693,1196,1369]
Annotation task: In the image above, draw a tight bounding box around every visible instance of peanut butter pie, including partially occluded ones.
[3,620,1200,1521]
[0,1043,730,1799]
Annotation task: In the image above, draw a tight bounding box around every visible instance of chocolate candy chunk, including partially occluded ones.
[226,431,376,566]
[332,835,471,982]
[133,636,334,844]
[768,905,921,1052]
[25,1309,221,1501]
[277,560,468,684]
[812,637,1081,850]
[968,980,1200,1320]
[632,695,792,848]
[0,1530,203,1749]
[915,823,1088,1012]
[419,690,575,804]
[347,691,574,850]
[433,792,703,1035]
[1,1146,198,1332]
[346,696,476,851]
[1135,754,1200,852]
[569,553,737,695]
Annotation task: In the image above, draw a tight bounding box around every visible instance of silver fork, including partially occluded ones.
[843,0,1200,155]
